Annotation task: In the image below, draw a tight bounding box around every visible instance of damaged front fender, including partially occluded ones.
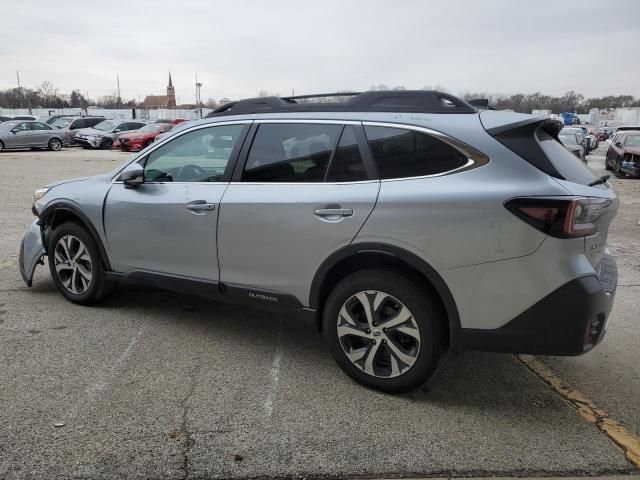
[19,220,46,287]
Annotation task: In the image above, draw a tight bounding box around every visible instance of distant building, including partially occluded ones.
[143,73,176,109]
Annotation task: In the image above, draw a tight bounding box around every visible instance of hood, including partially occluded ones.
[623,146,640,155]
[45,172,113,189]
[76,127,111,136]
[118,131,150,140]
[45,176,89,188]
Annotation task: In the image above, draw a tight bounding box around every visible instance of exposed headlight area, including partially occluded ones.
[33,187,49,201]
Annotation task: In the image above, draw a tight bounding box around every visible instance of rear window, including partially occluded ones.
[536,130,597,185]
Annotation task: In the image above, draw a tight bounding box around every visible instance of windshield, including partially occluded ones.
[0,121,19,131]
[94,120,117,131]
[624,135,640,147]
[138,124,165,133]
[558,134,578,146]
[52,118,73,129]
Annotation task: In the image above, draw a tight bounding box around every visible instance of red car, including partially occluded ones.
[113,123,173,151]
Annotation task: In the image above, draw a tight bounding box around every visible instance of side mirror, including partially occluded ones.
[615,141,622,148]
[10,129,18,134]
[114,128,122,133]
[120,164,144,189]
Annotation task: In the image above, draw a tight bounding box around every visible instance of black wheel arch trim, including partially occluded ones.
[39,201,112,270]
[310,242,462,347]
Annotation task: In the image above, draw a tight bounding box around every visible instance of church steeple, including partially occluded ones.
[166,71,176,107]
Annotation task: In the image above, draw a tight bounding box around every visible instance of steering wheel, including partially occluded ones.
[176,164,207,182]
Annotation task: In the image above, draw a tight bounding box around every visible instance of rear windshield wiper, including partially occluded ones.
[588,175,610,187]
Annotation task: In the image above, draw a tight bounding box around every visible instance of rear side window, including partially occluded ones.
[536,130,597,185]
[243,124,341,182]
[364,126,468,179]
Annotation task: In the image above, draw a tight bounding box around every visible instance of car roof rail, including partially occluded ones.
[206,90,476,117]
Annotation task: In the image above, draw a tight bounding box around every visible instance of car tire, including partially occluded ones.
[99,139,112,150]
[48,138,62,151]
[322,268,443,393]
[0,140,4,152]
[605,158,612,171]
[47,222,116,305]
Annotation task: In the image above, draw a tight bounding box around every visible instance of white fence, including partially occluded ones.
[0,107,215,121]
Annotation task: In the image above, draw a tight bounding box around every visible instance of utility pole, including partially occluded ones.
[16,71,22,108]
[116,75,121,109]
[195,74,202,107]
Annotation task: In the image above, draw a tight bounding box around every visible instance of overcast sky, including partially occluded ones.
[2,0,639,103]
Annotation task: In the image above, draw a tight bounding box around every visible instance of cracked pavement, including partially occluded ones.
[0,146,639,479]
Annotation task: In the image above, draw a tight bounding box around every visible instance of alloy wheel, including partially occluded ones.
[53,235,93,294]
[49,139,62,151]
[337,290,421,378]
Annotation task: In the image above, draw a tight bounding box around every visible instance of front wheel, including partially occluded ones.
[99,138,113,150]
[48,138,62,151]
[322,269,443,393]
[47,222,115,305]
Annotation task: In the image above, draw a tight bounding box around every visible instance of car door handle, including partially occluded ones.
[186,201,215,212]
[314,208,353,217]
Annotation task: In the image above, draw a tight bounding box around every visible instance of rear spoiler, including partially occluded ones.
[486,117,564,138]
[485,117,567,180]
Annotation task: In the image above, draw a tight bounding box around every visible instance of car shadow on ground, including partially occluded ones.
[24,274,562,412]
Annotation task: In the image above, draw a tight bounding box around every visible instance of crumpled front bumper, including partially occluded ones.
[19,220,45,287]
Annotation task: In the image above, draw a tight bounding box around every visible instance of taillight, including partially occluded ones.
[505,197,611,238]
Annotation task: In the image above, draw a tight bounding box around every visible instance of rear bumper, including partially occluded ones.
[459,253,617,355]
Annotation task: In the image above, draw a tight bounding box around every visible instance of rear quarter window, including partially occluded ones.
[364,125,469,179]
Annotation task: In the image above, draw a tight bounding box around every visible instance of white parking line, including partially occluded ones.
[263,319,283,418]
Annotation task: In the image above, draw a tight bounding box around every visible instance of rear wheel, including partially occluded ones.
[0,141,4,152]
[323,269,443,393]
[47,222,115,305]
[605,157,612,171]
[48,138,62,151]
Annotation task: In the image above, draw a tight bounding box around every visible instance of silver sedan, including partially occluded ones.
[0,120,67,152]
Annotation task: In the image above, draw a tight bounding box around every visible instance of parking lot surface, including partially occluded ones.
[0,146,639,479]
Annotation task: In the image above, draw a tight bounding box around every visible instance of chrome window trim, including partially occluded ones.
[255,119,361,125]
[362,121,490,181]
[111,120,254,183]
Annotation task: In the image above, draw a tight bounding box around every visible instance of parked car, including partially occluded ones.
[605,131,640,177]
[0,115,12,122]
[562,127,590,154]
[0,120,67,152]
[112,123,174,152]
[11,115,37,121]
[50,116,106,145]
[19,90,618,393]
[558,132,585,161]
[155,118,187,125]
[74,120,146,149]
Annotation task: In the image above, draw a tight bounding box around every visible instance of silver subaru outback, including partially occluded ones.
[19,91,618,393]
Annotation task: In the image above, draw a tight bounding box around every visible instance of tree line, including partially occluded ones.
[1,81,639,113]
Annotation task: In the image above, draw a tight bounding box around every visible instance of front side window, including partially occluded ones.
[144,124,244,183]
[364,126,468,179]
[14,122,31,132]
[243,123,341,182]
